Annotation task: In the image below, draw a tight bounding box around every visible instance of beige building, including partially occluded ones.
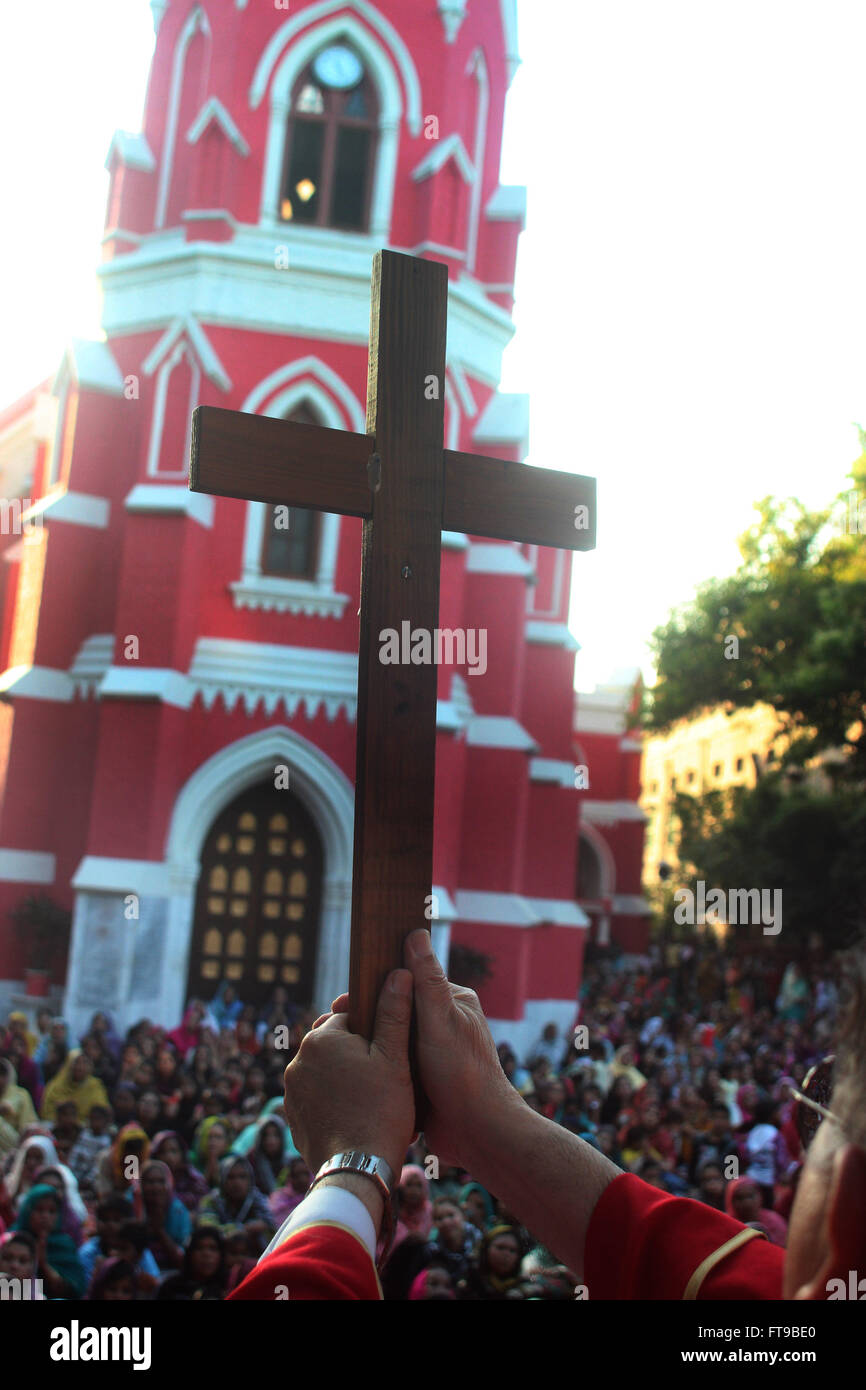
[640,704,789,886]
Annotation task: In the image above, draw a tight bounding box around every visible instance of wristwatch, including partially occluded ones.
[309,1152,397,1264]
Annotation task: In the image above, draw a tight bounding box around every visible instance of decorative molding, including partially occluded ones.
[72,857,171,896]
[485,184,527,226]
[438,0,468,43]
[180,209,239,231]
[100,667,194,709]
[529,758,575,787]
[529,898,591,928]
[466,543,534,577]
[407,241,466,262]
[97,230,516,389]
[105,131,156,173]
[0,666,74,702]
[230,578,351,619]
[241,355,365,428]
[0,850,56,884]
[155,4,212,230]
[250,0,423,136]
[466,717,538,751]
[436,673,474,734]
[431,884,459,921]
[125,483,214,529]
[411,134,475,185]
[142,314,231,391]
[526,546,566,620]
[473,391,529,457]
[55,339,126,398]
[620,737,643,752]
[70,634,113,696]
[454,891,587,929]
[500,0,521,85]
[466,48,490,274]
[188,638,358,721]
[150,0,169,34]
[23,490,110,529]
[441,531,469,550]
[611,894,652,916]
[186,96,250,156]
[580,800,649,826]
[526,621,580,651]
[449,362,477,419]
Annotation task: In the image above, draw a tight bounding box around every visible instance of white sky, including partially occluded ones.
[2,1,865,691]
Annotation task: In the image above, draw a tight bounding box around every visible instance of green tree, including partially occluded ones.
[644,450,866,780]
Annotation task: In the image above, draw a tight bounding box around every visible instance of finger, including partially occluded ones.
[311,1012,350,1035]
[330,993,349,1014]
[371,969,413,1064]
[405,929,455,1031]
[311,1012,332,1029]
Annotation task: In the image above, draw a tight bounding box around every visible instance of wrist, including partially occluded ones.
[456,1082,529,1175]
[315,1172,385,1232]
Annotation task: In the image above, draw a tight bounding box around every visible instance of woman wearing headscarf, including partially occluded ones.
[40,1050,109,1124]
[96,1123,151,1202]
[192,1115,231,1190]
[198,1155,275,1255]
[156,1225,229,1301]
[209,981,243,1032]
[394,1164,433,1239]
[458,1180,494,1234]
[5,1033,43,1110]
[246,1114,290,1195]
[457,1224,526,1300]
[2,1011,38,1056]
[5,1133,59,1211]
[150,1130,209,1214]
[13,1183,86,1298]
[167,1002,207,1060]
[87,1011,122,1063]
[0,1058,38,1134]
[138,1159,191,1272]
[34,1163,88,1243]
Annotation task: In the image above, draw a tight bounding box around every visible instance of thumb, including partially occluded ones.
[405,929,454,1033]
[371,969,413,1065]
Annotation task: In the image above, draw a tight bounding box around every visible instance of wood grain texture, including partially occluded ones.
[443,450,597,550]
[347,250,448,1042]
[190,406,373,515]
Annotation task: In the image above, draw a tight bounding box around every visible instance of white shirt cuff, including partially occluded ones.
[259,1186,378,1263]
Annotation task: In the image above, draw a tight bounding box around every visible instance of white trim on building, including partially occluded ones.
[0,850,56,884]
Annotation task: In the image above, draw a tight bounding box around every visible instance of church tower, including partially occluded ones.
[0,0,589,1059]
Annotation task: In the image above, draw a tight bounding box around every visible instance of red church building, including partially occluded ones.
[0,0,645,1061]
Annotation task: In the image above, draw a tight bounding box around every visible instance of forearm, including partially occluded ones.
[461,1094,622,1281]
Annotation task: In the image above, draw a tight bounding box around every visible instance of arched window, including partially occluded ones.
[260,404,322,579]
[280,46,379,231]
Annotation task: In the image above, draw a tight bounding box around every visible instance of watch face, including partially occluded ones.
[313,45,364,91]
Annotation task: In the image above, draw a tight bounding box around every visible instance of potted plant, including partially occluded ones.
[10,894,71,996]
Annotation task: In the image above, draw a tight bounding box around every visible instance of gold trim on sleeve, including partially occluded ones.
[682,1226,765,1300]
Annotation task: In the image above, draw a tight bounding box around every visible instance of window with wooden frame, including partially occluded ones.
[260,404,322,579]
[279,48,379,232]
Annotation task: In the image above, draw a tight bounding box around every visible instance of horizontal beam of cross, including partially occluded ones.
[190,405,596,552]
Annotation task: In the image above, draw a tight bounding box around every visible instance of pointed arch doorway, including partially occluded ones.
[187,782,323,1006]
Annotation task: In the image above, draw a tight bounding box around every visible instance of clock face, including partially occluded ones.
[313,45,364,91]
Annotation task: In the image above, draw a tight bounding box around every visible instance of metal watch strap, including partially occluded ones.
[309,1152,396,1266]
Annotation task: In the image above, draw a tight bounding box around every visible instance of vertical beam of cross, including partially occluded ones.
[348,251,448,1039]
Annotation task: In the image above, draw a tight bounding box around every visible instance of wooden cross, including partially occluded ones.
[190,250,596,1042]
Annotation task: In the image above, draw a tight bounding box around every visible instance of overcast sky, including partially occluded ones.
[2,2,864,691]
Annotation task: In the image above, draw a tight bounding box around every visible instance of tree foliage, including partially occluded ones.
[644,453,866,780]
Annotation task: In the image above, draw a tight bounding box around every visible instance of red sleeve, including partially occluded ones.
[584,1173,785,1300]
[227,1221,382,1302]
